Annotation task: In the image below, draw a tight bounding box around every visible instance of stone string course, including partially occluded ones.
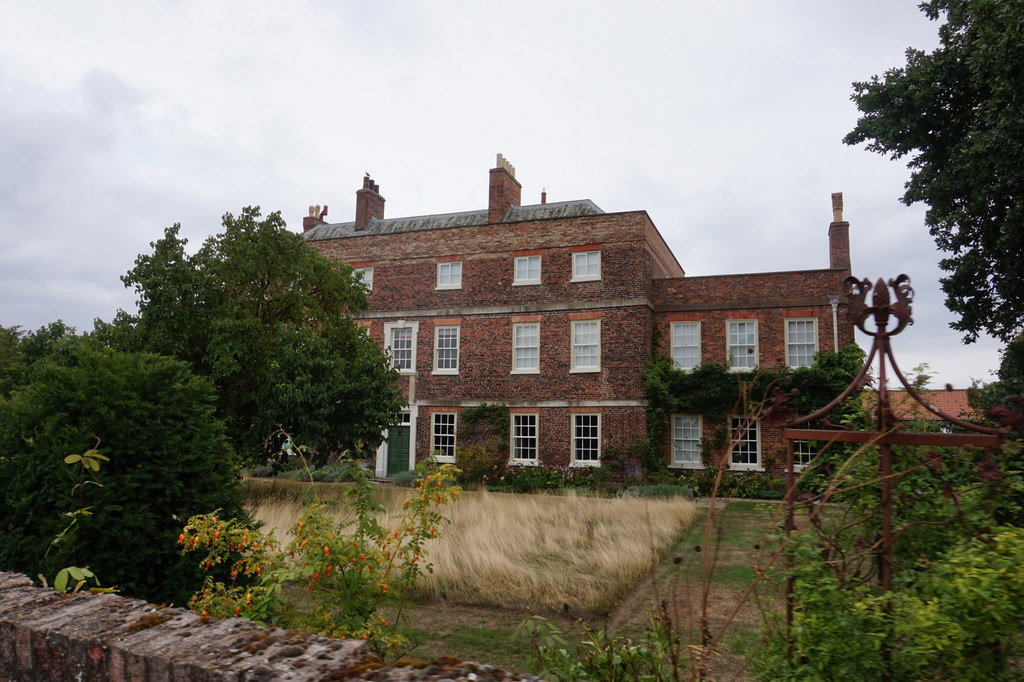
[0,572,541,681]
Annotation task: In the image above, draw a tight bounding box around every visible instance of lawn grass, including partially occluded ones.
[243,479,780,679]
[398,499,782,680]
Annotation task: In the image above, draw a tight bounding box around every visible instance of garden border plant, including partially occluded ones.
[179,436,461,657]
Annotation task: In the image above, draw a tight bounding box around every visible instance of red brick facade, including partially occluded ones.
[304,158,854,477]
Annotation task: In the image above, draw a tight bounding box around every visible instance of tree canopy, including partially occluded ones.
[844,0,1024,343]
[109,206,404,465]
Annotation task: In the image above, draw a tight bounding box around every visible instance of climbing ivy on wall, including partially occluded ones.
[458,403,510,445]
[643,344,866,468]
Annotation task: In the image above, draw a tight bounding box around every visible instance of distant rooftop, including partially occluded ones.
[305,199,604,242]
[886,388,974,421]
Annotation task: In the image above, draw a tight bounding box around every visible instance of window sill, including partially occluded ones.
[569,367,601,374]
[509,460,539,467]
[570,275,601,283]
[570,460,601,468]
[432,369,459,376]
[728,465,765,472]
[435,284,462,291]
[512,280,541,286]
[668,463,705,470]
[510,369,540,375]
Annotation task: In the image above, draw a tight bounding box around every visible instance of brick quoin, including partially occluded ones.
[304,157,855,478]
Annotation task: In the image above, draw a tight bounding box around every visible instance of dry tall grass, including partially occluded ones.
[246,480,700,614]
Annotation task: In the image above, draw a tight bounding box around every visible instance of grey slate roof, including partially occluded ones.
[304,199,604,241]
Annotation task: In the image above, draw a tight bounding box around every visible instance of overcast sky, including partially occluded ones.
[0,1,1005,388]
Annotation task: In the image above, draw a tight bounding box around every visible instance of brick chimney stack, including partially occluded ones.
[828,192,851,271]
[355,176,385,231]
[488,153,521,223]
[303,204,327,233]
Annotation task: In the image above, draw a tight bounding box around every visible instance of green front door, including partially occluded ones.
[386,426,410,477]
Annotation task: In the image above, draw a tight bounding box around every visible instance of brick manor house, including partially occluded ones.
[303,155,855,478]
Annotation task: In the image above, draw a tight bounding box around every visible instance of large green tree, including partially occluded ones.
[109,207,403,465]
[844,0,1024,343]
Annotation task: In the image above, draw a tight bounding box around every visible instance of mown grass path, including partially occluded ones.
[401,499,782,680]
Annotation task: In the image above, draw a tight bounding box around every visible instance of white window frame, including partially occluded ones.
[353,267,373,291]
[570,319,601,373]
[512,322,540,374]
[727,320,758,371]
[511,413,539,464]
[513,255,542,285]
[571,414,601,466]
[670,321,701,371]
[384,321,418,374]
[729,416,761,470]
[671,414,702,468]
[785,318,818,369]
[433,325,460,374]
[431,412,457,462]
[436,261,463,290]
[792,440,816,471]
[571,250,601,281]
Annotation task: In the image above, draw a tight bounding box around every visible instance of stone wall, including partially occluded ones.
[0,572,536,681]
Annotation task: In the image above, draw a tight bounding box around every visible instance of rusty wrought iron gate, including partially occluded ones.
[764,274,1023,678]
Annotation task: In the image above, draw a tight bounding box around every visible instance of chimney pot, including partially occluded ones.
[355,176,385,231]
[828,192,851,271]
[303,204,327,233]
[488,154,522,223]
[831,192,844,222]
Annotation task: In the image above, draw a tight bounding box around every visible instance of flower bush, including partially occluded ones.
[179,458,459,654]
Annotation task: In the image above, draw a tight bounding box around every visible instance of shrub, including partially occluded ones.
[490,464,613,494]
[620,484,695,500]
[455,439,504,486]
[389,469,419,487]
[517,615,686,681]
[0,343,247,604]
[244,464,275,478]
[673,467,786,499]
[183,460,460,655]
[302,464,359,483]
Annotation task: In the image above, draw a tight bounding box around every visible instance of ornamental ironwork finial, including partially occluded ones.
[845,274,913,338]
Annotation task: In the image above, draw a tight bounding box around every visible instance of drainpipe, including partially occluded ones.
[828,294,840,351]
